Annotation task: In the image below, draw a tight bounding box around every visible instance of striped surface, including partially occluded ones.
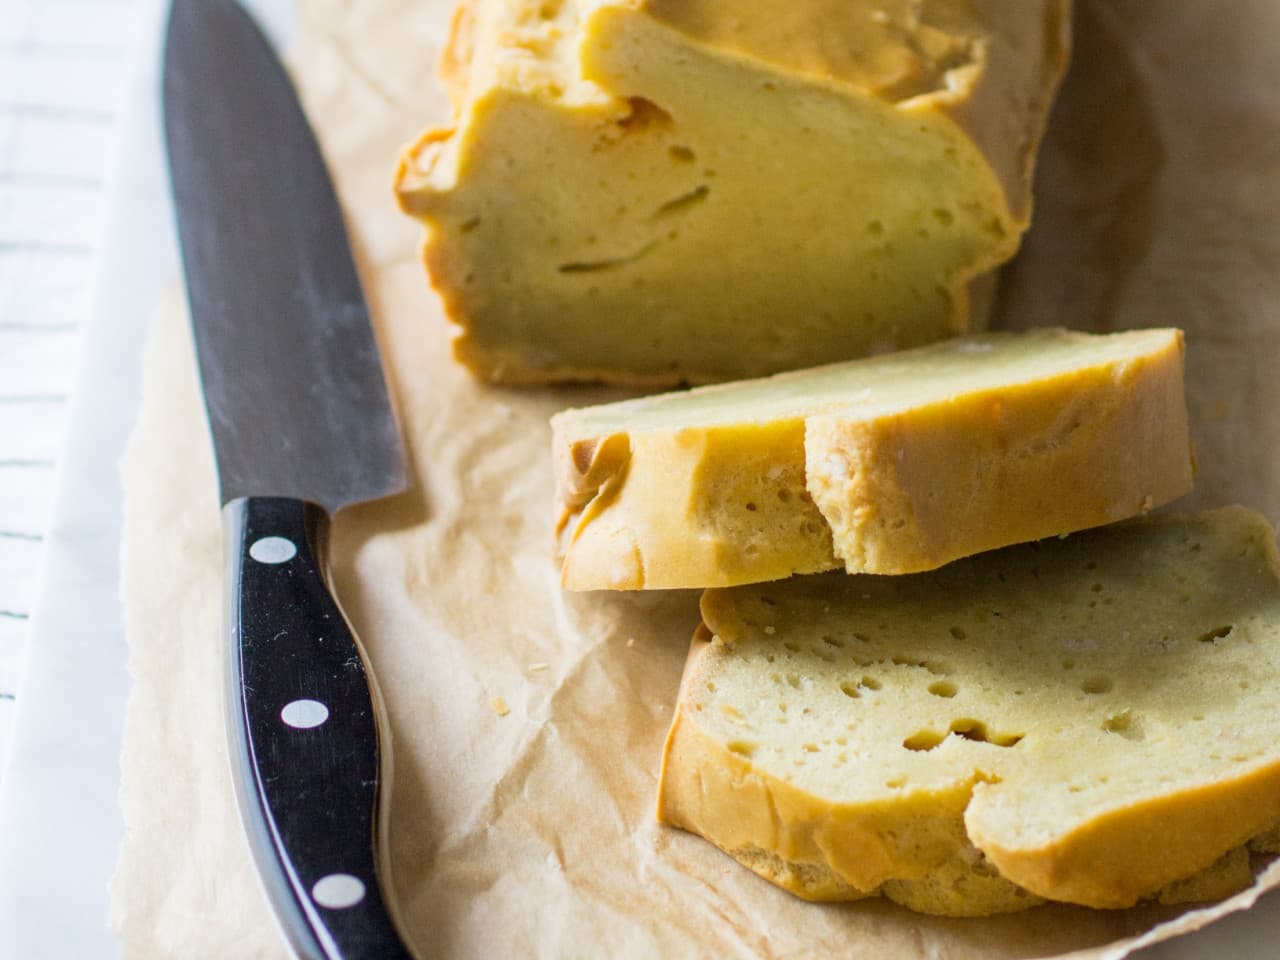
[0,0,135,771]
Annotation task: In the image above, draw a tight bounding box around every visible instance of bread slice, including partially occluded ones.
[395,0,1071,385]
[657,507,1280,915]
[553,328,1192,590]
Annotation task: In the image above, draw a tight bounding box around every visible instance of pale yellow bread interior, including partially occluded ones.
[396,0,1071,385]
[553,327,1193,590]
[658,507,1280,914]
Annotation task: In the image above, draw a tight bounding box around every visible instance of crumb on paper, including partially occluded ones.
[626,637,636,648]
[490,696,510,717]
[528,662,549,672]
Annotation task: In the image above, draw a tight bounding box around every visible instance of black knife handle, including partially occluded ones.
[223,496,416,960]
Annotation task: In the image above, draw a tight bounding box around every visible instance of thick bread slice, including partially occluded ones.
[657,508,1280,914]
[396,0,1070,385]
[553,328,1192,590]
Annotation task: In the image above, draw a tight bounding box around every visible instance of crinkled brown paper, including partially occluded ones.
[110,0,1280,955]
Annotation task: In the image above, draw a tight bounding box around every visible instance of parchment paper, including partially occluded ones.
[110,0,1280,956]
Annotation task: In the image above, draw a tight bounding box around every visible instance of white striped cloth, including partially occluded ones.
[0,0,136,772]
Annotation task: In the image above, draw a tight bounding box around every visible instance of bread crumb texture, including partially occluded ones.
[396,0,1071,385]
[553,328,1192,589]
[658,508,1280,914]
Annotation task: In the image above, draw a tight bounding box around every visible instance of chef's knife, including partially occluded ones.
[162,1,415,956]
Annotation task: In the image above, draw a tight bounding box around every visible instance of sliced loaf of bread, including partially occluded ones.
[658,507,1280,914]
[396,0,1070,385]
[554,328,1192,590]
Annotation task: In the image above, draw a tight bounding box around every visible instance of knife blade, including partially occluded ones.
[162,1,415,957]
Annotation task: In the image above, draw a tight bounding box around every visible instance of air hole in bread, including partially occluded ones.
[1102,712,1144,740]
[949,718,1023,747]
[839,682,860,699]
[861,676,882,691]
[890,656,951,675]
[903,719,1024,752]
[727,741,756,757]
[928,681,958,698]
[1198,625,1234,643]
[822,635,845,648]
[903,730,945,752]
[949,625,967,640]
[618,96,672,133]
[1080,674,1114,694]
[653,184,710,219]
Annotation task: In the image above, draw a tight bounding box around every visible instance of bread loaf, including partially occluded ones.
[553,328,1192,590]
[396,0,1071,385]
[657,507,1280,914]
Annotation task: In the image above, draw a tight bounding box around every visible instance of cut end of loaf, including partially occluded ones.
[395,0,1070,385]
